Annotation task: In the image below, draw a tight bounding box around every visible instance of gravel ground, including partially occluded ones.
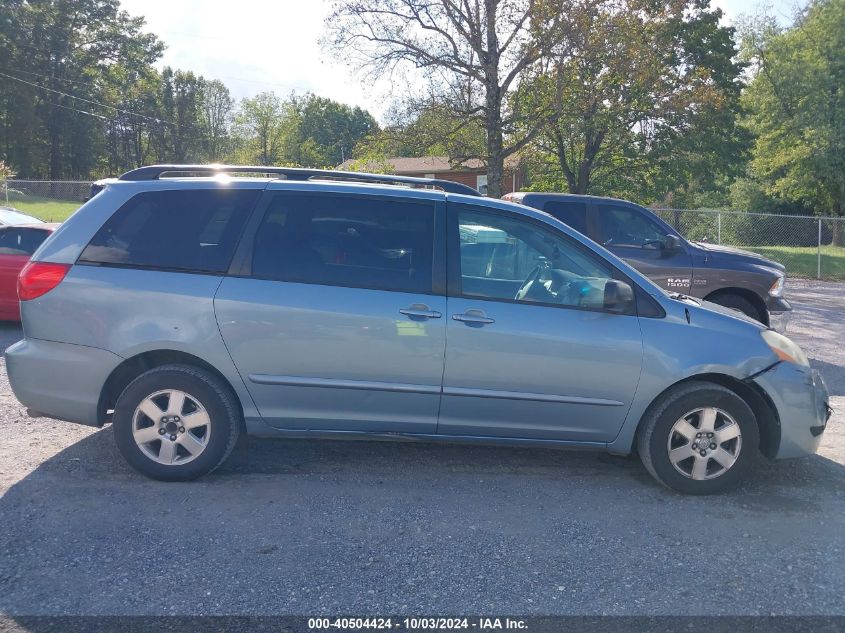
[0,281,843,616]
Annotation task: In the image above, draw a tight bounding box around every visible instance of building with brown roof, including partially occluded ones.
[337,156,525,196]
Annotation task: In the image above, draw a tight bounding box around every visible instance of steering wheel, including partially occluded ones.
[515,264,564,303]
[514,265,542,301]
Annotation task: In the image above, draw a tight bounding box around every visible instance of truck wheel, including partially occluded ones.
[708,293,764,323]
[112,364,241,481]
[637,381,759,494]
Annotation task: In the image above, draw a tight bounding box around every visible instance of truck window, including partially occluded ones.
[598,205,665,249]
[542,200,588,236]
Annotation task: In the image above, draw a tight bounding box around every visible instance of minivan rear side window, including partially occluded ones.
[542,200,589,236]
[79,189,260,273]
[251,192,435,293]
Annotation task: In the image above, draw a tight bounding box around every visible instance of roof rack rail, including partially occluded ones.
[118,164,481,196]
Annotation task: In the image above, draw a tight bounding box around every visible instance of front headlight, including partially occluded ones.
[761,329,809,366]
[768,275,785,297]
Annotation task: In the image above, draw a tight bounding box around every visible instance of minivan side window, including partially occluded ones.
[598,204,666,249]
[251,193,435,294]
[79,189,260,273]
[542,200,589,236]
[457,207,614,310]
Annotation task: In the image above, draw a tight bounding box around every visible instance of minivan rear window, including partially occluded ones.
[79,189,260,273]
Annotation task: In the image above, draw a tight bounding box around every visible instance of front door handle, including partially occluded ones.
[399,304,442,319]
[452,309,495,325]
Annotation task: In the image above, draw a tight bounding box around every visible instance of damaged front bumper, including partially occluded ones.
[752,361,831,458]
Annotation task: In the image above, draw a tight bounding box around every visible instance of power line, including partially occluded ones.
[1,67,105,92]
[0,69,220,143]
[48,100,108,120]
[0,70,175,127]
[3,59,320,112]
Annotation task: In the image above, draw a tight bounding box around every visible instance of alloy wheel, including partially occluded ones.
[131,389,211,465]
[666,407,742,480]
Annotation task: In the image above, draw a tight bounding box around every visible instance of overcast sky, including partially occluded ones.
[119,0,800,123]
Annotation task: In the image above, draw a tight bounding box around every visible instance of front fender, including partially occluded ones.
[608,300,776,453]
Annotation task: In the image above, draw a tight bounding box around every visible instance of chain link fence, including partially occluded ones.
[653,208,845,281]
[1,181,843,280]
[2,179,89,222]
[4,179,90,202]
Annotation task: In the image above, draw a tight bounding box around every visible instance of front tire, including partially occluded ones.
[637,381,759,494]
[113,364,241,481]
[708,293,765,324]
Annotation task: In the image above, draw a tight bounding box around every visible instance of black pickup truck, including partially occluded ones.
[503,192,791,329]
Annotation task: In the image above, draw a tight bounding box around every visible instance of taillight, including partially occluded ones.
[18,262,70,301]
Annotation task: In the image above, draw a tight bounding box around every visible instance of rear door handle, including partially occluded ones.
[452,310,495,325]
[399,304,442,319]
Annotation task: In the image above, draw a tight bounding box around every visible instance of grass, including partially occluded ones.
[4,196,82,222]
[742,244,845,281]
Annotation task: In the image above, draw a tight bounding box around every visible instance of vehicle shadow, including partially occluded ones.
[1,425,844,616]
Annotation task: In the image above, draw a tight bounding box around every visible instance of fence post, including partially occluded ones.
[817,219,822,280]
[717,213,722,245]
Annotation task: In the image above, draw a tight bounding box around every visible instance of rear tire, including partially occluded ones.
[637,381,759,494]
[112,364,241,481]
[708,293,765,324]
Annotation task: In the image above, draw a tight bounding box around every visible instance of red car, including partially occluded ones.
[0,223,59,321]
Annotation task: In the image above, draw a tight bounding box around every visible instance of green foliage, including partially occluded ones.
[293,95,378,167]
[231,92,378,168]
[741,0,845,224]
[325,0,575,197]
[232,92,289,166]
[524,0,746,202]
[350,101,486,169]
[0,3,377,177]
[1,0,840,229]
[0,0,164,178]
[729,177,812,215]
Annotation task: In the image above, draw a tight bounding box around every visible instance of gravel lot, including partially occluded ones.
[0,281,843,616]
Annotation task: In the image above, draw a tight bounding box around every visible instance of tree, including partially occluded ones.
[230,92,379,168]
[97,67,231,173]
[325,0,571,198]
[100,63,163,173]
[741,0,845,243]
[233,92,288,166]
[526,0,745,200]
[351,100,487,165]
[200,80,234,161]
[156,68,206,163]
[0,0,162,178]
[297,95,377,166]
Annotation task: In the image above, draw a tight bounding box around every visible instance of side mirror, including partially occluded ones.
[663,234,683,252]
[604,279,635,313]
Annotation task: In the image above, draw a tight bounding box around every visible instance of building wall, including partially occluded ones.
[396,169,524,196]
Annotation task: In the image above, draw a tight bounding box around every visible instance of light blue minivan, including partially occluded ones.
[5,166,831,493]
